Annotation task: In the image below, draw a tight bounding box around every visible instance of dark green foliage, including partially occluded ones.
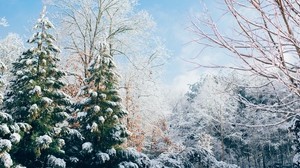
[66,43,129,167]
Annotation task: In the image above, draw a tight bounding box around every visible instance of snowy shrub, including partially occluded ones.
[15,123,31,132]
[107,148,116,156]
[117,148,151,168]
[58,139,65,148]
[99,116,105,124]
[105,108,113,114]
[65,128,84,140]
[0,152,13,168]
[91,122,98,132]
[69,157,79,163]
[0,112,12,121]
[36,135,52,149]
[0,124,10,135]
[153,147,239,168]
[91,91,98,98]
[293,153,300,166]
[93,105,100,112]
[118,161,139,168]
[29,86,42,95]
[0,139,12,153]
[41,97,53,105]
[53,127,62,135]
[47,155,66,168]
[10,133,21,144]
[29,104,39,113]
[77,112,87,118]
[96,152,110,164]
[82,142,93,153]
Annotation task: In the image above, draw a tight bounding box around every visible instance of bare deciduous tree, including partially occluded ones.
[191,0,300,96]
[51,0,155,79]
[191,0,300,164]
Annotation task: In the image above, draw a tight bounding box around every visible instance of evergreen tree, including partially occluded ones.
[3,7,71,167]
[71,42,133,167]
[0,62,31,167]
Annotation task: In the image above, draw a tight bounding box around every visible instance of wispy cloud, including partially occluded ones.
[0,17,9,27]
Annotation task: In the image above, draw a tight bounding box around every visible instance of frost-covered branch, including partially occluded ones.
[191,0,300,96]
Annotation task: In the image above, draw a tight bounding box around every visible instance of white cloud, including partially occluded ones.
[0,17,9,27]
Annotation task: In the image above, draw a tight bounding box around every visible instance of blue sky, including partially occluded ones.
[0,0,212,92]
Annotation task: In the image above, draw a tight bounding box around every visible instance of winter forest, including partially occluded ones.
[0,0,300,167]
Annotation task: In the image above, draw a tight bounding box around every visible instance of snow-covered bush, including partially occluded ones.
[0,152,13,168]
[152,147,239,168]
[36,135,52,149]
[47,155,66,168]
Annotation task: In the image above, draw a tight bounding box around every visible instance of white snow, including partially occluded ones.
[69,157,79,163]
[41,69,46,74]
[16,123,31,132]
[77,112,87,118]
[91,91,98,97]
[42,59,47,65]
[126,130,132,137]
[0,140,12,153]
[105,108,113,114]
[0,112,12,121]
[42,97,53,105]
[93,105,100,112]
[16,70,23,76]
[91,122,98,132]
[82,142,93,153]
[10,133,21,144]
[112,115,118,121]
[294,153,300,165]
[58,139,65,148]
[0,124,10,135]
[29,104,39,114]
[29,86,42,95]
[107,148,116,156]
[20,75,28,80]
[53,127,62,135]
[99,116,105,124]
[0,152,13,168]
[66,128,84,140]
[96,152,110,164]
[106,101,117,107]
[47,155,66,168]
[36,135,52,149]
[118,161,138,168]
[25,59,33,65]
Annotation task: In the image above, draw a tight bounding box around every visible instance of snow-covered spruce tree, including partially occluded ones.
[71,43,150,167]
[3,7,71,167]
[0,68,31,167]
